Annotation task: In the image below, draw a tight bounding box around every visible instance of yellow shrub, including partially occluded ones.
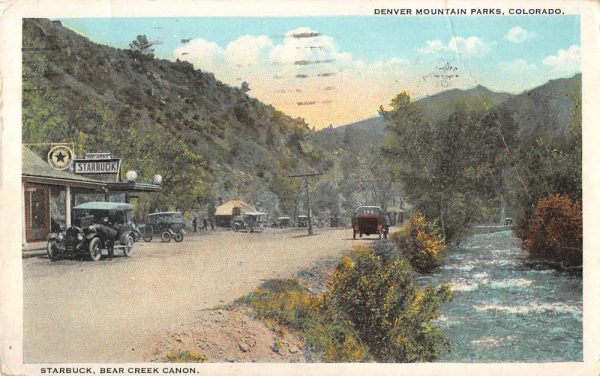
[391,210,447,273]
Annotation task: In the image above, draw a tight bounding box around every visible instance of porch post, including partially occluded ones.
[22,182,26,245]
[66,185,72,227]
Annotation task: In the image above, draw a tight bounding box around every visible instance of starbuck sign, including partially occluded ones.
[73,152,121,174]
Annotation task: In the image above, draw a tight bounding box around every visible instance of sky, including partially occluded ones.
[60,16,580,129]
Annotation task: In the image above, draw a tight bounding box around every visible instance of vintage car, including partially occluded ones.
[297,215,309,228]
[351,206,384,240]
[329,216,341,227]
[231,212,267,232]
[275,217,291,228]
[46,202,135,261]
[139,211,186,242]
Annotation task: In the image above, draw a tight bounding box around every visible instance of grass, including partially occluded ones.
[164,350,208,363]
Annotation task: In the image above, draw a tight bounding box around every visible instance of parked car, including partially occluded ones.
[351,206,384,240]
[46,202,135,261]
[297,215,309,228]
[231,212,267,232]
[274,216,291,228]
[139,211,186,242]
[329,216,341,227]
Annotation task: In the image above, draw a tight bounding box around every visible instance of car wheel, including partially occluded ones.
[161,230,172,242]
[123,236,134,256]
[47,239,60,262]
[88,237,102,261]
[174,232,184,242]
[143,226,153,242]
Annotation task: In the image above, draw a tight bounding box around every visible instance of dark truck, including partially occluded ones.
[352,206,386,240]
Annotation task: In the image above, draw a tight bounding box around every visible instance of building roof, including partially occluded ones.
[215,199,257,216]
[106,181,162,192]
[22,147,99,184]
[73,201,133,210]
[22,147,161,192]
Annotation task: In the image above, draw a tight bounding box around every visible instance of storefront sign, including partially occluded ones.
[73,158,121,174]
[47,145,73,170]
[84,152,112,160]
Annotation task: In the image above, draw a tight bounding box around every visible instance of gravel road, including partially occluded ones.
[23,227,373,363]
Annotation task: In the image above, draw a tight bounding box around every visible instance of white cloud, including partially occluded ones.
[499,58,536,72]
[448,36,490,57]
[418,36,491,57]
[174,27,477,128]
[224,35,273,66]
[542,45,581,74]
[419,40,446,54]
[174,39,224,72]
[506,26,536,43]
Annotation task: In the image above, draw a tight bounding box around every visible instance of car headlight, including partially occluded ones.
[57,233,64,241]
[77,233,84,241]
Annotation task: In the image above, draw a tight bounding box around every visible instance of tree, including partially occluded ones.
[240,81,251,93]
[380,92,517,240]
[129,35,154,59]
[511,84,582,264]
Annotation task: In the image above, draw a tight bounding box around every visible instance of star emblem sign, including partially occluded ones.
[48,145,73,170]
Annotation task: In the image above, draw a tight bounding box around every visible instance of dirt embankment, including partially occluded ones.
[150,258,340,362]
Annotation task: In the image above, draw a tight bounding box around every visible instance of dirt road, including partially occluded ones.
[23,227,373,363]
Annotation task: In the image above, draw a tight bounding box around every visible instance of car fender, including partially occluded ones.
[86,232,98,241]
[46,232,60,241]
[120,231,133,244]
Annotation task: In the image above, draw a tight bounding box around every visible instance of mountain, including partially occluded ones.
[416,84,513,123]
[495,74,581,143]
[22,18,332,215]
[315,75,581,151]
[313,84,513,150]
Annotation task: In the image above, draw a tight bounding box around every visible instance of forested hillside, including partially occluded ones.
[22,18,333,216]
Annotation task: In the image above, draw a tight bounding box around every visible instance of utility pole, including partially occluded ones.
[288,172,324,235]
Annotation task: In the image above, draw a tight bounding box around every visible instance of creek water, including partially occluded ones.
[417,230,582,362]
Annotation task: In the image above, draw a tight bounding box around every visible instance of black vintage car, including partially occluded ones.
[46,202,135,261]
[297,215,309,228]
[139,211,185,242]
[231,212,267,233]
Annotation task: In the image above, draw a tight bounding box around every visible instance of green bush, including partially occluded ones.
[241,279,370,362]
[164,350,207,363]
[242,247,452,362]
[391,211,447,273]
[326,247,452,362]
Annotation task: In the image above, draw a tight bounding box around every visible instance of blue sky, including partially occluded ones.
[60,16,581,128]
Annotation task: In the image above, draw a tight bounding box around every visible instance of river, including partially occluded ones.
[418,230,583,362]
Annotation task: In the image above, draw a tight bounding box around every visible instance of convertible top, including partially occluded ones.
[73,201,133,211]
